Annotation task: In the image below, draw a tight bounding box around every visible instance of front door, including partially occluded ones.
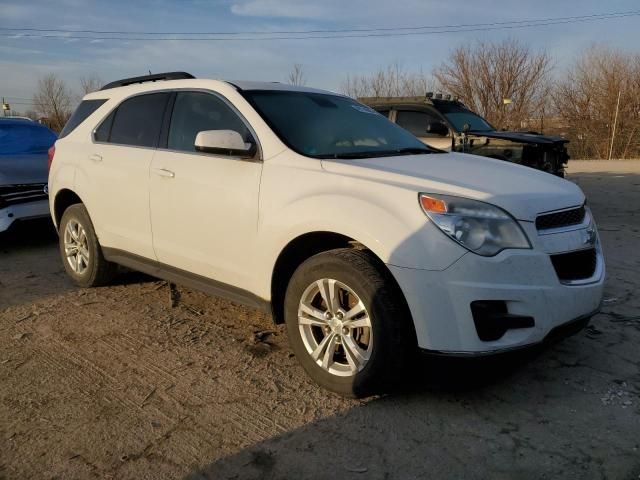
[149,91,262,291]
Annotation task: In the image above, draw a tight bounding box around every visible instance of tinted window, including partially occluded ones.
[59,99,107,138]
[109,93,169,147]
[396,110,444,137]
[0,123,57,154]
[242,91,431,159]
[433,101,494,132]
[94,111,115,142]
[168,92,251,152]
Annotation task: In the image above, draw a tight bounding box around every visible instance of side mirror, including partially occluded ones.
[194,130,256,158]
[426,121,449,137]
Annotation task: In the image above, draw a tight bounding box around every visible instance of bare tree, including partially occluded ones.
[434,39,552,129]
[553,46,640,159]
[342,63,434,98]
[287,63,306,86]
[80,75,104,95]
[32,74,72,132]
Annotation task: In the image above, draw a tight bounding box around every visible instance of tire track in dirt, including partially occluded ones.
[94,327,292,445]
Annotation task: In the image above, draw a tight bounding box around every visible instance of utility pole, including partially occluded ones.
[608,90,621,161]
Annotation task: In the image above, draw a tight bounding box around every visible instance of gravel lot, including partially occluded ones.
[1,160,639,480]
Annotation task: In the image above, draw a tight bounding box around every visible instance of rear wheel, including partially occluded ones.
[59,204,117,287]
[284,248,415,397]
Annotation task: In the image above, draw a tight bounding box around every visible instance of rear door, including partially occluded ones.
[394,109,452,151]
[86,92,170,259]
[149,90,262,290]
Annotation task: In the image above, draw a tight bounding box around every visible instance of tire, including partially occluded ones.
[59,204,117,287]
[284,248,416,397]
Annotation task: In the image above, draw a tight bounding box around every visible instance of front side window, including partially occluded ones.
[242,91,434,159]
[396,110,446,137]
[168,91,251,152]
[106,93,169,147]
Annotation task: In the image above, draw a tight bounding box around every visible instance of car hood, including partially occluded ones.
[469,130,568,145]
[321,152,584,221]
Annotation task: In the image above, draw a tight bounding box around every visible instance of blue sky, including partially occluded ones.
[1,0,639,108]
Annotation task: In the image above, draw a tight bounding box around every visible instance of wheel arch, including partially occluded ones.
[53,189,85,229]
[269,231,413,329]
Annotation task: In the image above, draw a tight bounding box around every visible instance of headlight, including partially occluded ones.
[419,193,531,256]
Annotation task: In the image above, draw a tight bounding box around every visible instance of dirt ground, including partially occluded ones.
[1,160,639,480]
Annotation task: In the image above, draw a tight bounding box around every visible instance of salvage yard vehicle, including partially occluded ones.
[0,117,57,232]
[361,95,569,177]
[48,72,604,397]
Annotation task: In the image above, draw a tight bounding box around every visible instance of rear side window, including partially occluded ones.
[105,93,169,148]
[59,99,107,138]
[94,111,115,142]
[167,91,251,152]
[0,124,57,154]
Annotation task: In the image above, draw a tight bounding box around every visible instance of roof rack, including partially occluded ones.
[100,72,195,91]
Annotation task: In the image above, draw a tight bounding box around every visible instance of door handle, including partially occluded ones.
[152,168,175,178]
[89,153,103,162]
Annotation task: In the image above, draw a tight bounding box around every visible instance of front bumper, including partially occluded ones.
[0,199,50,233]
[389,244,605,353]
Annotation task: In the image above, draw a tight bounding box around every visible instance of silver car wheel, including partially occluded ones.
[64,219,90,275]
[298,278,373,377]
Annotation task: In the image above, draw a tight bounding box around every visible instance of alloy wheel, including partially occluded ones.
[64,219,90,275]
[298,278,373,377]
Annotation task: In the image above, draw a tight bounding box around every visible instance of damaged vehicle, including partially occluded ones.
[0,118,57,232]
[361,95,569,177]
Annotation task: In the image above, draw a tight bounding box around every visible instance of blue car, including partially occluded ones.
[0,118,57,232]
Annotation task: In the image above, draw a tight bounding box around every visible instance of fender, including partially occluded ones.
[48,150,78,228]
[255,189,467,300]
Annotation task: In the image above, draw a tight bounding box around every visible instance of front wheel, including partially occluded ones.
[284,248,415,397]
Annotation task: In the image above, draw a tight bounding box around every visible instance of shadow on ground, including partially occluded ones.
[188,328,640,479]
[0,218,155,310]
[0,217,58,250]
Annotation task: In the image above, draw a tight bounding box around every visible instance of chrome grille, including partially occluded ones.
[0,184,48,209]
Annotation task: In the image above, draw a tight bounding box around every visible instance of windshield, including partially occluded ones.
[242,90,435,158]
[434,101,494,133]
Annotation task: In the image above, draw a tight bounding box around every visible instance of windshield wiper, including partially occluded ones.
[318,147,434,159]
[393,147,435,154]
[315,152,375,159]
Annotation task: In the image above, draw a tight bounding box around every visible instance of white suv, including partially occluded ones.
[48,72,604,396]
